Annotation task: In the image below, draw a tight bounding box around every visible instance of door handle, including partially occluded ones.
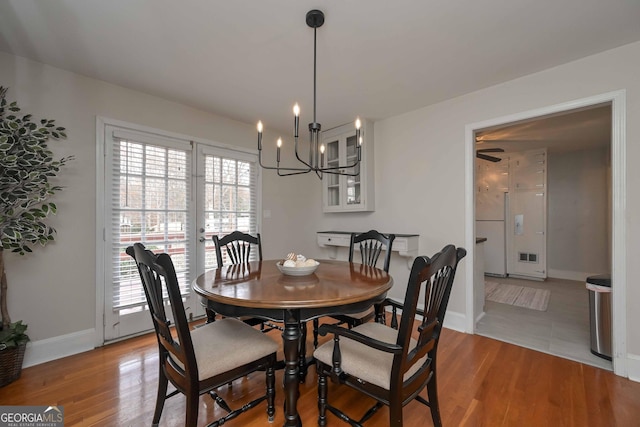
[199,237,205,243]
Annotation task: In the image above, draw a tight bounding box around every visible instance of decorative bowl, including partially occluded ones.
[276,261,319,276]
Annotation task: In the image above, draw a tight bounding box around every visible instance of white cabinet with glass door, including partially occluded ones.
[321,120,374,212]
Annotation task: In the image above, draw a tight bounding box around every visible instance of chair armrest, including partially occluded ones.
[380,298,402,310]
[381,298,425,317]
[317,323,402,355]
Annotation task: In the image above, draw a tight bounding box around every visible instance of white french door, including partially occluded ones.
[101,123,260,341]
[195,144,261,272]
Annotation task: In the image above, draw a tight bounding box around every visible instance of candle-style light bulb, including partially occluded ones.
[293,103,300,138]
[257,121,263,150]
[355,118,362,160]
[277,137,282,163]
[320,144,325,167]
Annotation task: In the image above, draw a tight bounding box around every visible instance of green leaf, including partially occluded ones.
[1,87,72,254]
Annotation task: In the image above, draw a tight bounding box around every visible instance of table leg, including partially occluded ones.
[205,307,217,323]
[283,309,302,427]
[374,303,386,324]
[299,322,308,382]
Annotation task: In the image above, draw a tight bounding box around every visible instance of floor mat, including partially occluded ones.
[485,281,550,311]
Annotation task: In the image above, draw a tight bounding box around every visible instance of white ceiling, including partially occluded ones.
[475,104,612,154]
[1,0,639,137]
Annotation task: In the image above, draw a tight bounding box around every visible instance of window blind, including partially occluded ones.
[110,131,193,311]
[202,148,259,269]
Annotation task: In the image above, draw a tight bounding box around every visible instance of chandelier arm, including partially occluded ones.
[293,135,314,169]
[259,151,312,172]
[328,158,360,170]
[277,169,313,177]
[319,168,360,177]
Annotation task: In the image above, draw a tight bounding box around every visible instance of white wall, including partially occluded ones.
[364,40,640,379]
[0,51,308,347]
[547,147,610,279]
[2,38,640,380]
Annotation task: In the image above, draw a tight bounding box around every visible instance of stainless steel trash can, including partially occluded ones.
[586,274,611,361]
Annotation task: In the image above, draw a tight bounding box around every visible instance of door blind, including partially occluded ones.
[109,130,193,311]
[202,148,259,269]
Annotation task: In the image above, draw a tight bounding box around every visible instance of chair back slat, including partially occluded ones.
[349,230,396,272]
[394,245,466,381]
[213,230,262,267]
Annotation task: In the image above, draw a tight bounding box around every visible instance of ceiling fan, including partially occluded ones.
[476,148,505,162]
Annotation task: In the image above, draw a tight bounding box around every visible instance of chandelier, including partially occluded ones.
[256,9,362,179]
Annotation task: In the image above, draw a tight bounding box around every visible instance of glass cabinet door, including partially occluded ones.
[345,134,360,205]
[321,120,374,212]
[325,139,340,207]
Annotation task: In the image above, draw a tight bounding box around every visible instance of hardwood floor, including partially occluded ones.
[1,319,639,426]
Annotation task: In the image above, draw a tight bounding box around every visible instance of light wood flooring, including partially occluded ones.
[475,275,612,370]
[1,317,639,426]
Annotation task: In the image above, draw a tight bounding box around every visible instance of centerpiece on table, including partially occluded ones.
[276,253,319,276]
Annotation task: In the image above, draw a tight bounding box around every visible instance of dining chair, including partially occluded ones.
[314,244,466,427]
[211,230,282,333]
[213,230,262,267]
[312,230,395,347]
[126,243,277,427]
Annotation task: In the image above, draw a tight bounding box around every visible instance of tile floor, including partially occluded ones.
[475,275,613,370]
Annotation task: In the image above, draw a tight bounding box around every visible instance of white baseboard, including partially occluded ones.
[627,353,640,383]
[443,310,466,333]
[384,304,467,333]
[23,328,96,368]
[547,269,601,282]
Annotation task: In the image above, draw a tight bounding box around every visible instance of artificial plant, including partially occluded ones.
[0,86,72,340]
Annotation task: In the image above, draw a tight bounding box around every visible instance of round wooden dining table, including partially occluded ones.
[193,259,393,427]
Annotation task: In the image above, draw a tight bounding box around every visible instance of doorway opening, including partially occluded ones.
[464,91,627,377]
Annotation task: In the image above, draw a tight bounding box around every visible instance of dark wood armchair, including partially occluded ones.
[213,230,262,267]
[313,230,395,347]
[126,243,277,427]
[314,244,466,427]
[210,231,282,332]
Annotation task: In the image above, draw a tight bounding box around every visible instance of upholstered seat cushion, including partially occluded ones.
[314,322,427,390]
[183,318,278,380]
[342,307,374,319]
